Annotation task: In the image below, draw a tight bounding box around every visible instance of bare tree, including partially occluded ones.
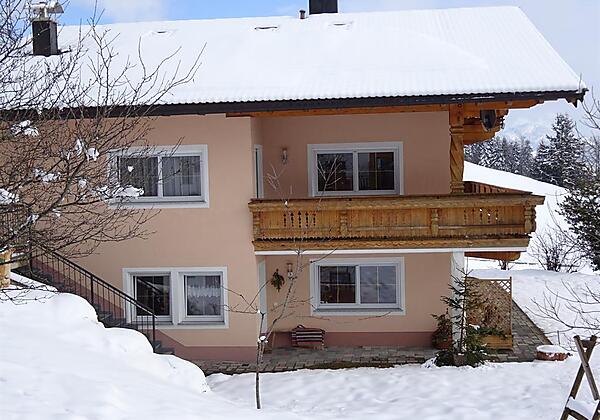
[532,280,600,348]
[0,0,200,274]
[224,156,365,409]
[531,227,581,273]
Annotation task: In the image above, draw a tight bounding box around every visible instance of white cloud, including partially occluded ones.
[72,0,166,23]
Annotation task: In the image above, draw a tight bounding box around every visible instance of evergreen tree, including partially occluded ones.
[479,137,507,171]
[501,137,520,173]
[536,114,584,187]
[515,138,534,177]
[465,135,535,178]
[532,140,553,182]
[465,141,486,165]
[561,173,600,270]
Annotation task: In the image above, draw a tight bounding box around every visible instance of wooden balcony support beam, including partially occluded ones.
[449,104,465,194]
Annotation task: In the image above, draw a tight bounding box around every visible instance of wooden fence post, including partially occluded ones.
[561,336,600,420]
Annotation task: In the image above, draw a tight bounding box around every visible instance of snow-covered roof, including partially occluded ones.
[58,6,585,108]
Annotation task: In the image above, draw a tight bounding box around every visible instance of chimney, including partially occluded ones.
[32,20,59,56]
[309,0,338,15]
[30,1,64,57]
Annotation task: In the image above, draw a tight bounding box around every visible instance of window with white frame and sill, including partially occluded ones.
[308,142,403,196]
[113,145,209,207]
[126,268,228,327]
[311,258,405,315]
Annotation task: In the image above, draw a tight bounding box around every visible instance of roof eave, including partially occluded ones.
[138,89,587,117]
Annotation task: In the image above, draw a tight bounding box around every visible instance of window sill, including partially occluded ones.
[313,307,405,317]
[109,199,209,209]
[312,191,400,198]
[156,321,228,330]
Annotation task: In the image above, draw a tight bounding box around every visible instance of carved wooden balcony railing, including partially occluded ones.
[249,186,544,252]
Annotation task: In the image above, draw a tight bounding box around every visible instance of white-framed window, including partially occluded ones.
[307,142,403,196]
[111,145,209,208]
[133,272,172,323]
[124,267,228,328]
[310,257,405,315]
[181,272,225,324]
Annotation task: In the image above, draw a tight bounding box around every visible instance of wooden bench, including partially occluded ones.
[291,325,325,349]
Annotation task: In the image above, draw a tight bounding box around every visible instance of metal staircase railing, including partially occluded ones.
[24,248,157,349]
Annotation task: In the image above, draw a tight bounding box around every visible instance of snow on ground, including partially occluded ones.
[208,359,594,420]
[0,286,300,420]
[5,272,599,420]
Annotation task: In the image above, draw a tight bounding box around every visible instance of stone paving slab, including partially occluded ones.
[194,301,550,376]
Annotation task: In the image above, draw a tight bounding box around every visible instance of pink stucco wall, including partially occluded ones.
[76,111,455,360]
[79,114,261,359]
[254,112,451,198]
[264,253,452,347]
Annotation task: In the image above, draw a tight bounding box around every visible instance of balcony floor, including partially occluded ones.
[194,301,550,376]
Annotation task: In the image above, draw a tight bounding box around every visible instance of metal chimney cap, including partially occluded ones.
[30,1,64,21]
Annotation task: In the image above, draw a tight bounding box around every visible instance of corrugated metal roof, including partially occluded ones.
[57,6,585,106]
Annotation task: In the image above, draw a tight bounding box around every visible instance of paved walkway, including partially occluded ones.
[195,301,550,376]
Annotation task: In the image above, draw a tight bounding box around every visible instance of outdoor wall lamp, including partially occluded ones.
[282,148,288,165]
[287,262,294,279]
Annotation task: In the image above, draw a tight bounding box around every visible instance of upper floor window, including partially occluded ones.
[308,142,403,196]
[113,145,209,207]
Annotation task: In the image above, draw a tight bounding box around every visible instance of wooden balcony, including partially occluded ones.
[249,181,544,252]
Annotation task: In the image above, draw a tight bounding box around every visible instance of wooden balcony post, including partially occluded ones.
[252,212,262,238]
[449,104,465,194]
[524,205,536,233]
[430,209,439,236]
[340,210,349,236]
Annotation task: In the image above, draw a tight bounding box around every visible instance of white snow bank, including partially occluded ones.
[537,345,569,355]
[0,287,297,420]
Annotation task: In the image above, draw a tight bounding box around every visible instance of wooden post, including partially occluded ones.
[561,335,600,420]
[252,212,262,238]
[0,249,12,289]
[340,210,348,236]
[449,104,465,194]
[430,209,439,236]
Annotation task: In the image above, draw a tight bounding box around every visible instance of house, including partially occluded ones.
[24,1,585,362]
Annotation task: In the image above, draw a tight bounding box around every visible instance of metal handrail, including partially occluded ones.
[27,247,157,348]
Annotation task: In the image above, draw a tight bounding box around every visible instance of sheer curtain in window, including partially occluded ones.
[185,275,222,316]
[163,156,202,197]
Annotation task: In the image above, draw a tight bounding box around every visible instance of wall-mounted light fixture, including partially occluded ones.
[282,148,288,165]
[287,262,294,279]
[480,110,497,131]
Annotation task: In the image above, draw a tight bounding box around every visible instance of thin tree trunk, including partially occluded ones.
[255,341,262,410]
[255,312,265,409]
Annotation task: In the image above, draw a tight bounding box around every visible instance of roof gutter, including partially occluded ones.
[120,89,587,117]
[1,89,586,120]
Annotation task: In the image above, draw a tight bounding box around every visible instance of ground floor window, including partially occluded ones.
[183,273,224,323]
[312,258,404,314]
[125,267,228,328]
[134,274,171,321]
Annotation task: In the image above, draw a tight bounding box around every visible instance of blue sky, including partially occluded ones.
[64,0,599,137]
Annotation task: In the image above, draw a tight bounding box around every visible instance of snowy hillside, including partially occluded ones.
[464,162,568,267]
[0,279,296,420]
[498,116,552,145]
